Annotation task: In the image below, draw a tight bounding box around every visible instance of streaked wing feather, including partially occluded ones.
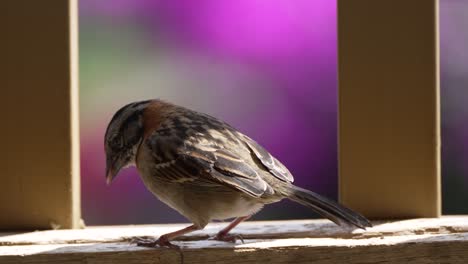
[153,158,200,183]
[241,135,294,183]
[213,149,258,179]
[149,134,268,197]
[182,151,267,197]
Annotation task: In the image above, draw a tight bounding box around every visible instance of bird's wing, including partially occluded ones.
[240,134,294,183]
[146,129,271,197]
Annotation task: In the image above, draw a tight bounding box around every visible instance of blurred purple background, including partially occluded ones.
[79,0,468,225]
[440,0,468,214]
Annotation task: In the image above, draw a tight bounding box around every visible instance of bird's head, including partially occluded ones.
[104,100,152,184]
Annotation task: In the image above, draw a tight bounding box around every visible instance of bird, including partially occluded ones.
[104,99,371,248]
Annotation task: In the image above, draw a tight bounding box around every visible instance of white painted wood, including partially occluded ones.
[1,217,467,246]
[1,233,468,255]
[1,217,467,263]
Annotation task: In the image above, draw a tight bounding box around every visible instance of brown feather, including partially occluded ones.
[142,100,173,139]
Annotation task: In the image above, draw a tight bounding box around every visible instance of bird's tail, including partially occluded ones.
[285,185,372,229]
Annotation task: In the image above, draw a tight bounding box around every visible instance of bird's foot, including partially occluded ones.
[211,233,244,244]
[131,235,179,249]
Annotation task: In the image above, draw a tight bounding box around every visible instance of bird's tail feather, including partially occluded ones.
[286,185,372,229]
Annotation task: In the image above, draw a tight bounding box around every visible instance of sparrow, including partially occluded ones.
[104,99,371,248]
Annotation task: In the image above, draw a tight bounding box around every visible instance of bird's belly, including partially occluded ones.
[207,194,264,221]
[137,166,263,226]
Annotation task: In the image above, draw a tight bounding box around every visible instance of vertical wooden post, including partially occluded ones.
[338,0,441,218]
[1,0,81,229]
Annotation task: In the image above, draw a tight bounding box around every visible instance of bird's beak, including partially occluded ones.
[105,157,121,185]
[105,166,115,185]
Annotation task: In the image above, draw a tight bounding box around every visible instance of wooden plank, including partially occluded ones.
[337,0,441,218]
[1,0,80,229]
[1,236,468,264]
[1,217,468,263]
[1,217,467,246]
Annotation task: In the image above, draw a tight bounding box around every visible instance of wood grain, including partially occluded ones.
[1,217,467,263]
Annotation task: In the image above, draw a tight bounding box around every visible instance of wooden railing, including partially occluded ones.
[1,217,468,263]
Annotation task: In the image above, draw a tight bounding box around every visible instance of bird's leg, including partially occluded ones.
[135,224,201,248]
[213,216,251,243]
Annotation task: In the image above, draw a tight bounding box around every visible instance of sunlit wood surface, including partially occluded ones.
[1,217,467,263]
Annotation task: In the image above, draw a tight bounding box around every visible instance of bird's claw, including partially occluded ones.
[130,236,179,249]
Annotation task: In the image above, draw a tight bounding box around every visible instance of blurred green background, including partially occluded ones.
[79,0,468,225]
